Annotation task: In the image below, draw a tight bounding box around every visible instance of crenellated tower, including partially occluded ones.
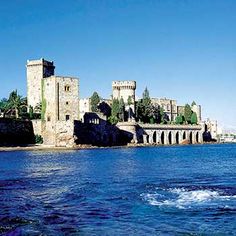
[112,81,136,121]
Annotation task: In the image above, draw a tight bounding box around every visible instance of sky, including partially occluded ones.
[0,0,235,129]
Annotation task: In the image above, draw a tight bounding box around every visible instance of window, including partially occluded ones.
[66,101,69,105]
[64,85,70,92]
[66,115,70,121]
[47,116,51,122]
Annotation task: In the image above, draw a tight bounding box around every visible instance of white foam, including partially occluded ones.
[141,188,236,209]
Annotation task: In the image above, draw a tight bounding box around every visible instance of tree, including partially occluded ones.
[108,98,120,124]
[191,101,196,106]
[8,90,26,119]
[119,97,125,121]
[90,92,100,112]
[191,112,198,124]
[175,115,184,125]
[0,98,9,118]
[127,95,132,120]
[142,87,151,107]
[184,104,192,124]
[136,87,152,123]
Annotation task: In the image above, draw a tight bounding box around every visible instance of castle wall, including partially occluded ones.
[32,119,42,136]
[0,119,35,146]
[151,98,177,121]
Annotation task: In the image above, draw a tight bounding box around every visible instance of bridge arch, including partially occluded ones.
[183,131,186,140]
[153,131,157,143]
[161,131,165,145]
[196,131,199,143]
[189,131,193,144]
[168,131,172,145]
[176,131,180,144]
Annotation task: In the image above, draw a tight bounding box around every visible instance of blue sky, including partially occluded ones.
[0,0,235,128]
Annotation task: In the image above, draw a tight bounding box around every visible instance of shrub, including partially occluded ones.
[35,134,43,144]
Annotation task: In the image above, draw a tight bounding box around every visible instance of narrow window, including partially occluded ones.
[66,101,69,105]
[66,115,70,121]
[47,116,51,122]
[64,86,70,92]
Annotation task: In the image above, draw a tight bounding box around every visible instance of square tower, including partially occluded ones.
[26,58,55,110]
[42,76,79,145]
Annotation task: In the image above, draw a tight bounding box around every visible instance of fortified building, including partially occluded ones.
[27,59,79,146]
[26,58,216,147]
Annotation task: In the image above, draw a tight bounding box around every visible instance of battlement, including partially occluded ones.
[26,58,55,68]
[112,81,136,89]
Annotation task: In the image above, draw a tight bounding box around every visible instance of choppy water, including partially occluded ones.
[0,144,236,235]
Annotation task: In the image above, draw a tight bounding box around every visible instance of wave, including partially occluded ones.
[141,188,236,209]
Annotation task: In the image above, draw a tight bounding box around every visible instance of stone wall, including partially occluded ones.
[0,119,35,146]
[74,121,133,147]
[32,119,42,136]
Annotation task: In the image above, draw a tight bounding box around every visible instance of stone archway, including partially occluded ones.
[147,135,149,144]
[161,131,165,145]
[168,131,172,145]
[183,131,186,140]
[176,131,179,144]
[189,132,193,144]
[153,131,157,143]
[196,132,199,143]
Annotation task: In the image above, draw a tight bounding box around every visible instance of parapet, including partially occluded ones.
[112,80,136,89]
[26,58,54,68]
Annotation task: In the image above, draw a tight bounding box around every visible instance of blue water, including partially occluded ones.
[0,144,236,235]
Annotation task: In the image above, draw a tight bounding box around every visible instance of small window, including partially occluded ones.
[66,101,69,105]
[66,115,70,121]
[64,85,70,92]
[47,116,51,122]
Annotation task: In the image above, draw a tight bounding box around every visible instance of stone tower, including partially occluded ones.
[26,58,55,110]
[112,81,136,121]
[42,76,79,146]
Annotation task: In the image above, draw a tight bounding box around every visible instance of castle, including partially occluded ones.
[26,58,216,147]
[27,59,79,146]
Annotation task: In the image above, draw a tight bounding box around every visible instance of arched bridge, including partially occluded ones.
[140,124,203,145]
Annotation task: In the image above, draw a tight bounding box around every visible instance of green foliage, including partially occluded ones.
[6,90,27,119]
[90,92,100,112]
[108,98,120,124]
[142,87,151,107]
[111,98,120,117]
[35,134,43,144]
[108,115,119,125]
[0,98,9,117]
[175,115,184,125]
[191,101,196,106]
[29,106,34,119]
[184,104,192,124]
[136,87,152,123]
[127,95,132,106]
[119,97,125,121]
[191,112,198,124]
[41,98,46,121]
[41,80,46,121]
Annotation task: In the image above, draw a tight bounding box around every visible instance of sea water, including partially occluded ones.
[0,144,235,235]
